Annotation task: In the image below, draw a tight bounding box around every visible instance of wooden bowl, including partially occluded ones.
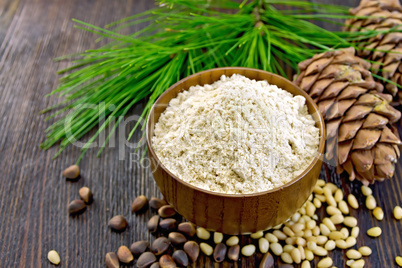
[146,67,325,235]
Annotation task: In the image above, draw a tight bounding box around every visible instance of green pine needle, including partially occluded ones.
[41,0,389,161]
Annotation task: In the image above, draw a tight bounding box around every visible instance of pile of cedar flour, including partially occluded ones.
[152,74,320,194]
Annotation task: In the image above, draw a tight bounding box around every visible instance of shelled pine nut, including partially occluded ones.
[373,207,384,221]
[347,194,359,209]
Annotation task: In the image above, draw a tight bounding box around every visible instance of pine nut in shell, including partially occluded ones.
[149,197,167,210]
[172,250,189,267]
[62,165,80,179]
[105,252,119,268]
[178,222,196,237]
[260,253,274,268]
[367,227,382,237]
[317,257,333,268]
[159,254,176,268]
[48,250,61,265]
[68,199,86,215]
[131,195,148,213]
[158,205,176,218]
[108,215,128,232]
[394,206,402,220]
[79,187,93,204]
[347,194,359,209]
[130,240,149,255]
[151,237,170,256]
[159,218,177,232]
[358,246,372,256]
[147,215,160,233]
[117,246,134,263]
[137,252,157,268]
[183,241,199,263]
[227,245,240,261]
[168,232,187,246]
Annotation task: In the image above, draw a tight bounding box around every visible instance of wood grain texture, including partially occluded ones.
[0,0,400,267]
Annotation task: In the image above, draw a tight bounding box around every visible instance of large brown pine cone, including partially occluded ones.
[344,0,402,105]
[294,47,401,185]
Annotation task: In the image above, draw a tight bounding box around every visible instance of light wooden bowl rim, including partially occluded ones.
[146,67,325,198]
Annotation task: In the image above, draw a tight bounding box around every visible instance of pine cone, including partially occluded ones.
[294,47,401,185]
[344,0,402,105]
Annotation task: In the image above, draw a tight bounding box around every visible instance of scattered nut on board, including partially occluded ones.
[62,165,80,179]
[47,250,61,265]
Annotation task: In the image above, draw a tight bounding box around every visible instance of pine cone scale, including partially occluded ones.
[345,0,402,105]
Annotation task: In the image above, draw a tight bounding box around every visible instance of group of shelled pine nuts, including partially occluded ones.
[47,165,402,267]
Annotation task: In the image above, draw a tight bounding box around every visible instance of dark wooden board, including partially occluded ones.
[0,0,401,267]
